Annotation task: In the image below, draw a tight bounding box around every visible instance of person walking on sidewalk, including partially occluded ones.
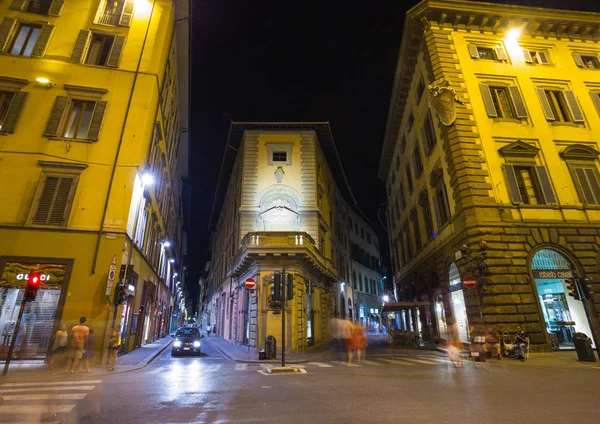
[107,330,120,371]
[69,317,89,374]
[83,328,95,373]
[50,324,68,373]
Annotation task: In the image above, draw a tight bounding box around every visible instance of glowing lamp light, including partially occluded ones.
[505,28,521,41]
[134,0,152,15]
[141,173,154,186]
[163,241,171,248]
[383,295,390,303]
[35,77,54,88]
[169,258,175,263]
[173,272,178,277]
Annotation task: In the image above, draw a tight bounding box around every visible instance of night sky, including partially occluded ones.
[187,0,599,310]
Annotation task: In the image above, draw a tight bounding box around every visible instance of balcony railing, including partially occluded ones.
[95,12,120,26]
[26,0,51,15]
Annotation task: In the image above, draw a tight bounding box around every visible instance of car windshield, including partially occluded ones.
[176,328,199,337]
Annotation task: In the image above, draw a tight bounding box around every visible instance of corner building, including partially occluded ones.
[380,0,600,350]
[0,0,189,360]
[206,122,356,354]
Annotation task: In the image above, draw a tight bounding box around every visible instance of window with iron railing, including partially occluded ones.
[94,0,135,27]
[26,0,52,15]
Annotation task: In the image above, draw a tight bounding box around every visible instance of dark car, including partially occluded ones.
[171,327,204,356]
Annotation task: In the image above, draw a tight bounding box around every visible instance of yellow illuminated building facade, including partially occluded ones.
[380,0,600,350]
[0,0,189,361]
[205,122,355,353]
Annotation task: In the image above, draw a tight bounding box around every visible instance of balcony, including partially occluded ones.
[95,12,120,26]
[230,232,338,280]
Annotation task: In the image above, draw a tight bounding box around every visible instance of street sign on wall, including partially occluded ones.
[463,276,477,289]
[244,277,256,290]
[105,255,117,296]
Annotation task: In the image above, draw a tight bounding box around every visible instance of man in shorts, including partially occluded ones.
[70,317,89,374]
[483,327,501,360]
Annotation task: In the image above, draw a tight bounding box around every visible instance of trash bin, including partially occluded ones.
[573,332,596,362]
[265,335,276,359]
[259,349,266,360]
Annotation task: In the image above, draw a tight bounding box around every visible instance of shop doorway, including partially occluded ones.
[532,248,594,348]
[339,294,346,319]
[448,263,469,343]
[434,290,448,340]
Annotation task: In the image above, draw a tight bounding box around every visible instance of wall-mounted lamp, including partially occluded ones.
[35,77,55,88]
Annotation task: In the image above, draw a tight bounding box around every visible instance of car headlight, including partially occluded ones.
[193,341,201,348]
[174,340,182,347]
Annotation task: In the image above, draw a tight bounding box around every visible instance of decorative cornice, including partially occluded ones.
[63,84,108,97]
[498,140,540,158]
[38,160,88,171]
[560,144,600,160]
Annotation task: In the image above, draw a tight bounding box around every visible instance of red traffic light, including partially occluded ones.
[28,273,42,287]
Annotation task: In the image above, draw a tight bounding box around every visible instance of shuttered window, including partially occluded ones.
[70,30,125,68]
[416,76,425,104]
[573,167,600,205]
[573,53,600,69]
[468,44,508,61]
[480,84,528,119]
[421,196,434,239]
[410,210,422,250]
[536,88,585,123]
[407,111,414,132]
[421,110,437,155]
[0,17,54,57]
[30,174,78,227]
[412,140,424,177]
[94,0,135,27]
[10,23,41,56]
[11,0,64,16]
[0,91,27,133]
[503,164,556,205]
[406,166,414,194]
[432,185,450,228]
[44,97,107,141]
[523,49,550,65]
[590,91,600,117]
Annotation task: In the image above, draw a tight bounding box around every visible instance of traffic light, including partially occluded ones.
[25,273,41,302]
[565,278,581,301]
[273,273,281,301]
[286,273,294,300]
[114,284,126,305]
[578,277,594,300]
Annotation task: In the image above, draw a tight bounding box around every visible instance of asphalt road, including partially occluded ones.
[1,341,599,424]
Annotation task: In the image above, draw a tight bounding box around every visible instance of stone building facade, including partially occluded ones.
[379,0,600,350]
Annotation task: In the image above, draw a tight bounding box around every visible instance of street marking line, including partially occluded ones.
[307,362,334,368]
[0,405,75,414]
[402,358,439,365]
[204,364,223,372]
[378,359,414,366]
[257,368,307,376]
[1,393,87,401]
[234,364,248,371]
[0,380,102,387]
[358,360,383,366]
[146,368,164,374]
[0,385,96,393]
[331,361,361,367]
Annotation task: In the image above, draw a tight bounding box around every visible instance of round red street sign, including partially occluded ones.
[244,278,256,290]
[463,276,477,289]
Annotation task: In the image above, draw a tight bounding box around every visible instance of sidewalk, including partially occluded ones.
[203,335,333,363]
[0,336,173,379]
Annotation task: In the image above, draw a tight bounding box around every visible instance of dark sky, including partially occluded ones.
[187,0,599,309]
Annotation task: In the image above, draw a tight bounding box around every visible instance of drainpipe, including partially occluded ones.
[91,0,157,274]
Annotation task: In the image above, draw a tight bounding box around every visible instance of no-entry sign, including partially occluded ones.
[245,278,256,290]
[463,276,477,289]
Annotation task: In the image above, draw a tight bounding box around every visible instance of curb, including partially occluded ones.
[98,339,173,376]
[205,337,331,364]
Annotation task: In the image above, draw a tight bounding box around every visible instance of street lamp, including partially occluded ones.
[141,172,154,187]
[383,295,390,303]
[169,258,175,264]
[163,241,171,248]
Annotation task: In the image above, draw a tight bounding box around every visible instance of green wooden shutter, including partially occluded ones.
[590,91,600,117]
[572,52,584,68]
[494,46,508,61]
[535,166,556,204]
[106,35,125,68]
[508,86,528,118]
[1,91,28,133]
[30,24,54,58]
[0,17,17,53]
[467,44,479,59]
[119,0,135,27]
[480,84,498,117]
[563,90,585,123]
[10,0,27,10]
[574,167,596,205]
[537,51,549,64]
[522,49,533,63]
[48,0,66,16]
[87,101,107,141]
[43,96,69,137]
[69,30,91,63]
[585,168,600,205]
[33,175,59,224]
[536,88,555,121]
[503,164,523,204]
[48,177,75,226]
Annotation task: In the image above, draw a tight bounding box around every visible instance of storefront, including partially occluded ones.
[433,289,448,340]
[532,248,595,349]
[0,258,72,360]
[448,263,469,343]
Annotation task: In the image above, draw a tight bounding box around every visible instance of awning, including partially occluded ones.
[382,301,430,313]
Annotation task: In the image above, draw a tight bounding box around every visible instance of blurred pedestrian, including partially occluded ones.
[50,323,68,373]
[107,329,119,371]
[447,324,463,368]
[354,324,367,363]
[83,328,95,373]
[69,317,89,374]
[345,322,357,363]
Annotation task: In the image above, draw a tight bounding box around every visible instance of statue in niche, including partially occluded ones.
[274,166,285,183]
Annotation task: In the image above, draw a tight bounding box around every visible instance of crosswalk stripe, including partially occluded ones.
[234,364,248,371]
[331,361,361,367]
[307,362,334,368]
[378,358,414,366]
[1,393,87,401]
[0,405,75,414]
[358,360,383,366]
[146,368,164,374]
[0,385,96,393]
[1,380,102,387]
[402,358,438,365]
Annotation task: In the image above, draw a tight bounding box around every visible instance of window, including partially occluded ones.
[573,167,600,205]
[412,141,423,177]
[421,110,437,155]
[0,91,14,129]
[420,192,434,239]
[26,0,52,15]
[44,96,108,141]
[403,223,413,262]
[272,151,287,162]
[398,183,405,209]
[523,49,550,65]
[394,197,400,221]
[70,30,125,68]
[29,172,79,227]
[10,0,64,16]
[480,84,528,119]
[416,76,425,104]
[410,210,422,250]
[536,88,584,123]
[10,23,41,56]
[361,228,364,240]
[503,164,556,205]
[573,53,600,69]
[359,273,363,292]
[366,233,371,243]
[407,112,414,132]
[468,44,508,61]
[433,186,450,227]
[94,0,135,27]
[0,89,27,134]
[591,91,600,117]
[406,166,413,193]
[352,272,357,290]
[266,143,292,165]
[400,135,406,153]
[395,155,400,171]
